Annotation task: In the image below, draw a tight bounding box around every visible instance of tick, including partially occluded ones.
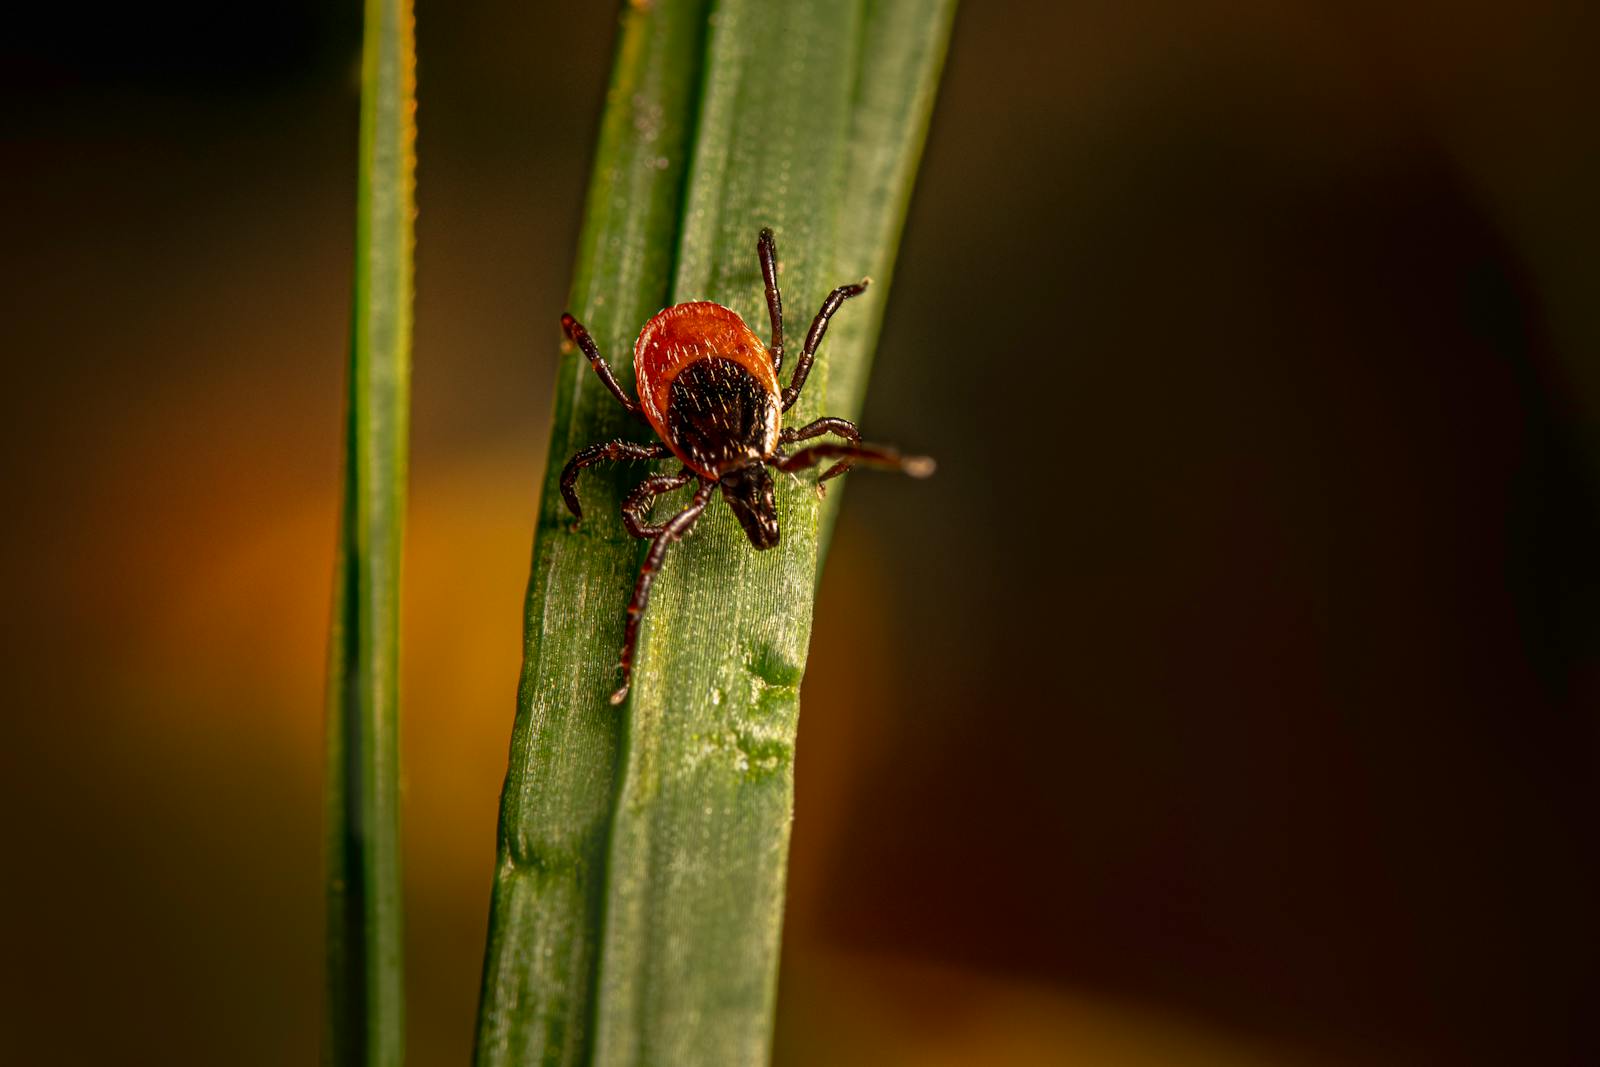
[560,227,934,704]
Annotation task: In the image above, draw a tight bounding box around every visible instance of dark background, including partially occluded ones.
[3,2,1597,1063]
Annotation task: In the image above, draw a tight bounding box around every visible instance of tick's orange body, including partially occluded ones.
[558,227,931,703]
[633,301,781,479]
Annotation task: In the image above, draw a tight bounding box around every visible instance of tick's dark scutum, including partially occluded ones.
[665,357,777,473]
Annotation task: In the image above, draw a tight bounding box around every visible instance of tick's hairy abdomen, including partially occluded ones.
[666,358,780,475]
[634,301,781,477]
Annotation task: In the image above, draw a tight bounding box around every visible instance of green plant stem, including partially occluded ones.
[475,2,955,1064]
[325,2,415,1065]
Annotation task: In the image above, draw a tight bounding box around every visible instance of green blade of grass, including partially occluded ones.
[592,4,955,1063]
[325,2,415,1065]
[475,2,954,1064]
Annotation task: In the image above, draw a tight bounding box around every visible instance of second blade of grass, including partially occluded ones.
[325,1,416,1065]
[475,1,955,1064]
[591,2,956,1065]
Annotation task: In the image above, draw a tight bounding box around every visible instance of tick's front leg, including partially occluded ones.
[779,416,861,487]
[620,469,697,538]
[769,440,935,481]
[560,439,670,526]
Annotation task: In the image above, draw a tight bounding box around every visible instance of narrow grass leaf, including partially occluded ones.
[476,1,955,1064]
[591,3,956,1064]
[324,1,416,1065]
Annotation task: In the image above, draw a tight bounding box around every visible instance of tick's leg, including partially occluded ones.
[779,416,859,444]
[560,439,671,525]
[620,468,696,538]
[612,479,717,705]
[781,278,869,412]
[778,416,860,486]
[562,313,648,422]
[770,441,935,481]
[758,228,785,374]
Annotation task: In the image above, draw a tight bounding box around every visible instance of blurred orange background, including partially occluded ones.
[3,2,1597,1064]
